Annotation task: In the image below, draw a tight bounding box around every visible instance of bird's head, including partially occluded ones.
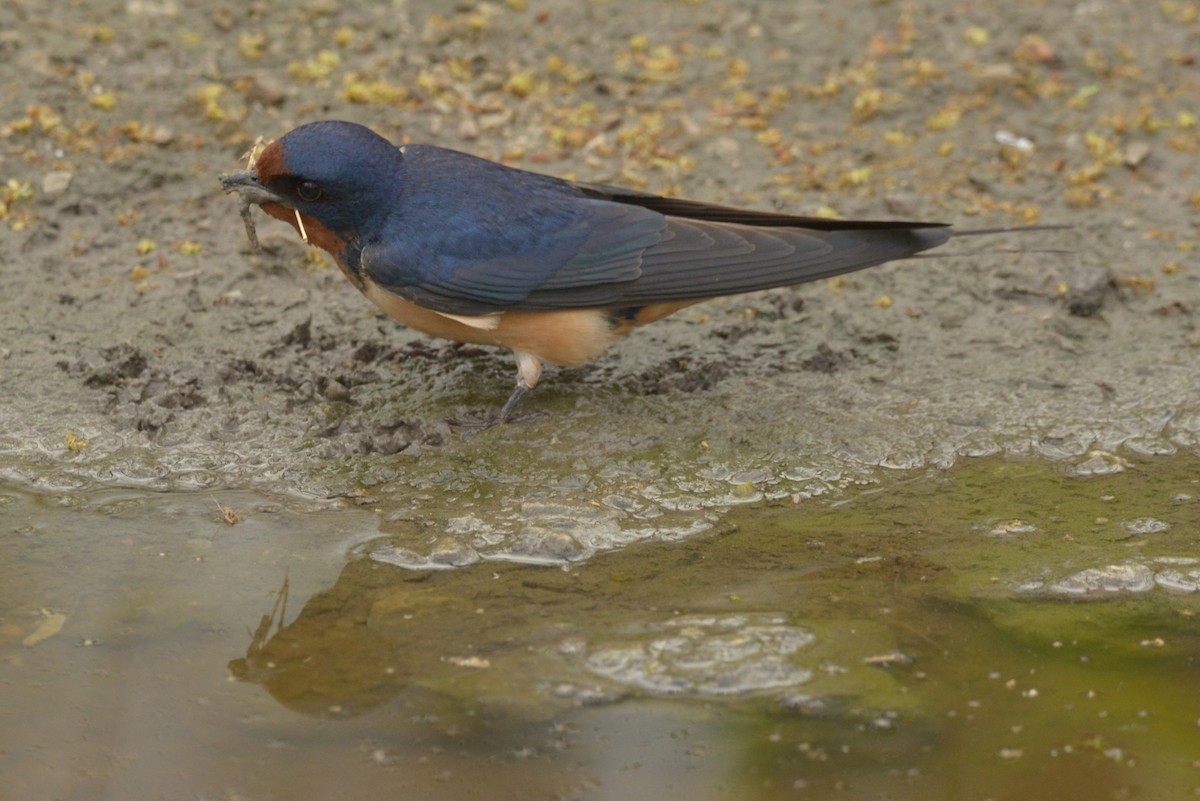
[220,120,404,255]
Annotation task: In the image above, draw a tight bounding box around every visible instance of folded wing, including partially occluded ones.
[360,147,950,315]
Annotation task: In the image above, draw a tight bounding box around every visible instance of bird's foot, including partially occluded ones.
[445,383,540,431]
[445,409,544,432]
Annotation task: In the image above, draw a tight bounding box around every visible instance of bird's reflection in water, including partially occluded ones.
[228,563,414,719]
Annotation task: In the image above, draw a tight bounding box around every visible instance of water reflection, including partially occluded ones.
[228,572,415,719]
[3,454,1199,799]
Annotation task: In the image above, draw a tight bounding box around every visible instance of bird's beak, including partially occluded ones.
[219,170,287,207]
[221,170,288,253]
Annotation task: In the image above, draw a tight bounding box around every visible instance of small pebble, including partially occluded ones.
[1123,141,1151,168]
[41,170,73,198]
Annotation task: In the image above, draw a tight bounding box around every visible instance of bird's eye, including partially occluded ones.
[296,181,323,202]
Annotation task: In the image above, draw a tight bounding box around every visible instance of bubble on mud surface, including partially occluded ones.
[1124,517,1169,535]
[1154,569,1200,593]
[1068,451,1130,477]
[488,502,625,565]
[370,538,480,570]
[1151,557,1198,565]
[1018,562,1200,596]
[369,501,633,568]
[572,614,815,697]
[986,520,1038,538]
[1048,564,1156,595]
[1123,438,1178,457]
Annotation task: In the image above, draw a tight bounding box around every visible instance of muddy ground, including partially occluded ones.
[0,0,1197,558]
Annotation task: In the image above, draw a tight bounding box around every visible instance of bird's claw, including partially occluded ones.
[446,410,545,429]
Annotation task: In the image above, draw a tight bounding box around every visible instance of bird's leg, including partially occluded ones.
[496,383,528,423]
[448,351,544,429]
[496,351,543,423]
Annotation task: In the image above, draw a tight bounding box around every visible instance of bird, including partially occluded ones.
[220,120,1020,423]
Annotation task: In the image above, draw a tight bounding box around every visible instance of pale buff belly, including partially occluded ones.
[362,278,619,367]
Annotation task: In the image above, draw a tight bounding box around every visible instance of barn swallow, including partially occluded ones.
[221,120,1007,422]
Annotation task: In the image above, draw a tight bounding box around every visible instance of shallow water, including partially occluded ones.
[3,453,1197,800]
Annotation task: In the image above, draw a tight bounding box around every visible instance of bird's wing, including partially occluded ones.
[360,149,950,315]
[364,213,950,315]
[361,195,668,315]
[596,219,952,307]
[559,181,952,306]
[572,180,950,231]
